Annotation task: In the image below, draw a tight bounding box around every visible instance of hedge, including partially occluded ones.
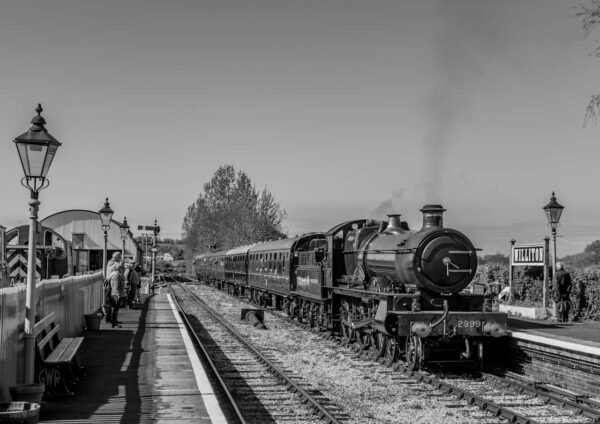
[472,263,600,321]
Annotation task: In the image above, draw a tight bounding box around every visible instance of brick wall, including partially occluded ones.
[488,337,600,396]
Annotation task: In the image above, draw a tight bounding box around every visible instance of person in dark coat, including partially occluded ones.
[109,264,126,328]
[553,262,572,322]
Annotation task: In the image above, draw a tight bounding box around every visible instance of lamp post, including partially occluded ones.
[543,191,565,313]
[120,217,129,261]
[151,219,160,294]
[543,192,565,278]
[13,104,61,384]
[99,198,114,277]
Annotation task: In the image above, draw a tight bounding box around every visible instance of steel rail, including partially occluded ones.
[286,313,541,423]
[196,279,600,423]
[192,280,540,423]
[391,367,539,424]
[492,371,600,421]
[166,284,248,424]
[175,283,343,424]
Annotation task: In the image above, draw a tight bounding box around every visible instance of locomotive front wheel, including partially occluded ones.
[405,335,422,371]
[384,337,399,366]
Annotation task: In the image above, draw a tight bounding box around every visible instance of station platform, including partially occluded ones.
[39,293,231,423]
[509,317,600,355]
[505,317,600,396]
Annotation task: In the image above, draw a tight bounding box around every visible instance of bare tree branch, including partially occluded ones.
[577,1,600,124]
[584,93,600,126]
[576,0,600,36]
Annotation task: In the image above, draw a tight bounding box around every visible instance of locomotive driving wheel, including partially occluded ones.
[371,331,386,358]
[340,321,355,343]
[384,336,399,366]
[356,331,371,350]
[405,335,423,371]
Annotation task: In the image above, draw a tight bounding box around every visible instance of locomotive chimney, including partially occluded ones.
[387,214,403,229]
[420,204,446,229]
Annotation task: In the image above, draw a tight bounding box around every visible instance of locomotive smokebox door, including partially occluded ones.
[416,232,477,293]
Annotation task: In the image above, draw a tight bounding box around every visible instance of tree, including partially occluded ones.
[576,0,600,125]
[182,165,287,256]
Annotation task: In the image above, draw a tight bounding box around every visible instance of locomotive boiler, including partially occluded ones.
[346,205,476,294]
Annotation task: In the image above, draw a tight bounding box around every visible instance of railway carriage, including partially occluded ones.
[194,250,227,285]
[223,245,255,295]
[246,234,324,309]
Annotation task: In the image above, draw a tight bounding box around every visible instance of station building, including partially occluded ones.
[0,210,141,287]
[40,209,141,275]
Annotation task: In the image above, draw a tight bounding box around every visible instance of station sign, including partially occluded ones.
[511,243,545,266]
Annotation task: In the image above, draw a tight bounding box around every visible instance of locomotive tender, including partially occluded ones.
[193,205,507,370]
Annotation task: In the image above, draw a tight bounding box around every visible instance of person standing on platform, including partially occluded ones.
[125,262,140,308]
[106,251,122,275]
[103,252,122,322]
[109,264,127,328]
[553,262,572,322]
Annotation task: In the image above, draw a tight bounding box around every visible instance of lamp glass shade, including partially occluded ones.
[15,140,59,179]
[99,200,114,228]
[120,219,129,238]
[543,194,564,225]
[544,206,564,225]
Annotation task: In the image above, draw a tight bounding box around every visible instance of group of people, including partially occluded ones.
[104,252,142,328]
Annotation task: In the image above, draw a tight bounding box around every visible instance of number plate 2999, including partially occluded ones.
[456,320,482,333]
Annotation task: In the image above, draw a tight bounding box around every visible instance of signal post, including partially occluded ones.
[137,219,160,294]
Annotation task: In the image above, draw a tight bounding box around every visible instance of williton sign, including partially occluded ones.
[512,244,545,266]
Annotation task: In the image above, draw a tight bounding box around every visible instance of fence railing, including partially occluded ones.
[0,272,103,401]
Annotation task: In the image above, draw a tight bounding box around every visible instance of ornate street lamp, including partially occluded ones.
[99,198,114,276]
[151,219,160,294]
[13,104,61,384]
[543,191,565,278]
[120,217,129,261]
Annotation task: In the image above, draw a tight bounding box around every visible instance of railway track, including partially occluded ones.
[188,279,600,424]
[168,283,346,424]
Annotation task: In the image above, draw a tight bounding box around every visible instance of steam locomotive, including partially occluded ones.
[193,205,507,370]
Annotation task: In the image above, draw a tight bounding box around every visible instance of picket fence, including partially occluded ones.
[0,272,103,400]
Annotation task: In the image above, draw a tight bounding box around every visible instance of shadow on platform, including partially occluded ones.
[40,296,154,423]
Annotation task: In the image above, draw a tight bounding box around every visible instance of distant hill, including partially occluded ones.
[561,240,600,268]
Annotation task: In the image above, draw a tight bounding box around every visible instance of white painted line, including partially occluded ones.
[166,293,229,424]
[509,330,600,356]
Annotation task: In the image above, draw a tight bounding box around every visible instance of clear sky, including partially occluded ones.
[0,0,598,256]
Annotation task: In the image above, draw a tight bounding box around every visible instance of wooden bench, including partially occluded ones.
[34,312,85,395]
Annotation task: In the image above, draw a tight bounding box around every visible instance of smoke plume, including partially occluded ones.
[372,1,508,226]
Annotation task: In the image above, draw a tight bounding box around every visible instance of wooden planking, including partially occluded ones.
[41,294,219,423]
[38,325,61,351]
[0,272,103,399]
[34,312,56,337]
